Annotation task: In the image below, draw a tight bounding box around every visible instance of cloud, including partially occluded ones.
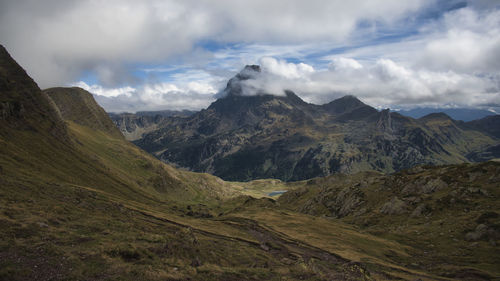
[260,57,314,79]
[232,57,499,110]
[73,81,135,97]
[329,58,363,71]
[75,80,217,113]
[417,8,500,73]
[1,0,498,112]
[0,0,429,88]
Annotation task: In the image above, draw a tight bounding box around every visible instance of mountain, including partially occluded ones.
[462,115,500,161]
[44,87,123,138]
[397,107,497,122]
[0,45,68,141]
[1,45,499,280]
[465,115,500,139]
[0,45,376,280]
[133,66,499,181]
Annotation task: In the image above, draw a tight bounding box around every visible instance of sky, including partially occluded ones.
[1,0,499,113]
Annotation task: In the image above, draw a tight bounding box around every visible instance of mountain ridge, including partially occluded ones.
[45,87,123,138]
[132,65,499,181]
[398,107,497,121]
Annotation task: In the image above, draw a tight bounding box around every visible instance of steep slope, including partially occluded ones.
[134,66,498,181]
[0,45,67,141]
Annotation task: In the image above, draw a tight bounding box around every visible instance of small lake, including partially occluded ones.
[268,190,287,196]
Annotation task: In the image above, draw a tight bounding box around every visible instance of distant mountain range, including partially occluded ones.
[123,65,500,181]
[396,107,497,122]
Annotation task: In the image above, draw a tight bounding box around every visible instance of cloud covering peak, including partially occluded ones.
[0,0,499,112]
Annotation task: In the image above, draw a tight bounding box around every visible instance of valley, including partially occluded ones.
[1,43,499,281]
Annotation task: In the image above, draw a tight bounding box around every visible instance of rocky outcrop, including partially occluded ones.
[110,113,165,141]
[109,110,194,141]
[380,197,408,215]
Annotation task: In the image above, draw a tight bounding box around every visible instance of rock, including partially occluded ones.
[404,196,422,205]
[36,222,49,228]
[402,178,448,195]
[467,187,480,194]
[422,178,447,193]
[465,224,488,241]
[411,204,431,218]
[380,197,408,215]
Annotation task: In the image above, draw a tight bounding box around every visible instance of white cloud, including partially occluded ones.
[74,81,135,97]
[260,57,314,79]
[417,8,500,73]
[75,80,217,113]
[232,57,499,110]
[0,0,430,88]
[329,58,363,71]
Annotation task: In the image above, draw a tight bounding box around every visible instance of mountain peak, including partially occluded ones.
[419,112,453,121]
[0,44,68,140]
[44,87,123,137]
[321,95,366,114]
[220,65,262,97]
[235,65,261,81]
[243,64,261,73]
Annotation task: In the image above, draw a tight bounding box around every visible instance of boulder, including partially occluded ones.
[380,197,408,215]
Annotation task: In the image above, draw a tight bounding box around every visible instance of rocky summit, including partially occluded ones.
[131,66,499,181]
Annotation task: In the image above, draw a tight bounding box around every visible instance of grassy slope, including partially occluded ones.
[2,44,497,279]
[277,162,500,280]
[0,89,441,280]
[3,113,496,279]
[0,118,381,280]
[0,80,373,280]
